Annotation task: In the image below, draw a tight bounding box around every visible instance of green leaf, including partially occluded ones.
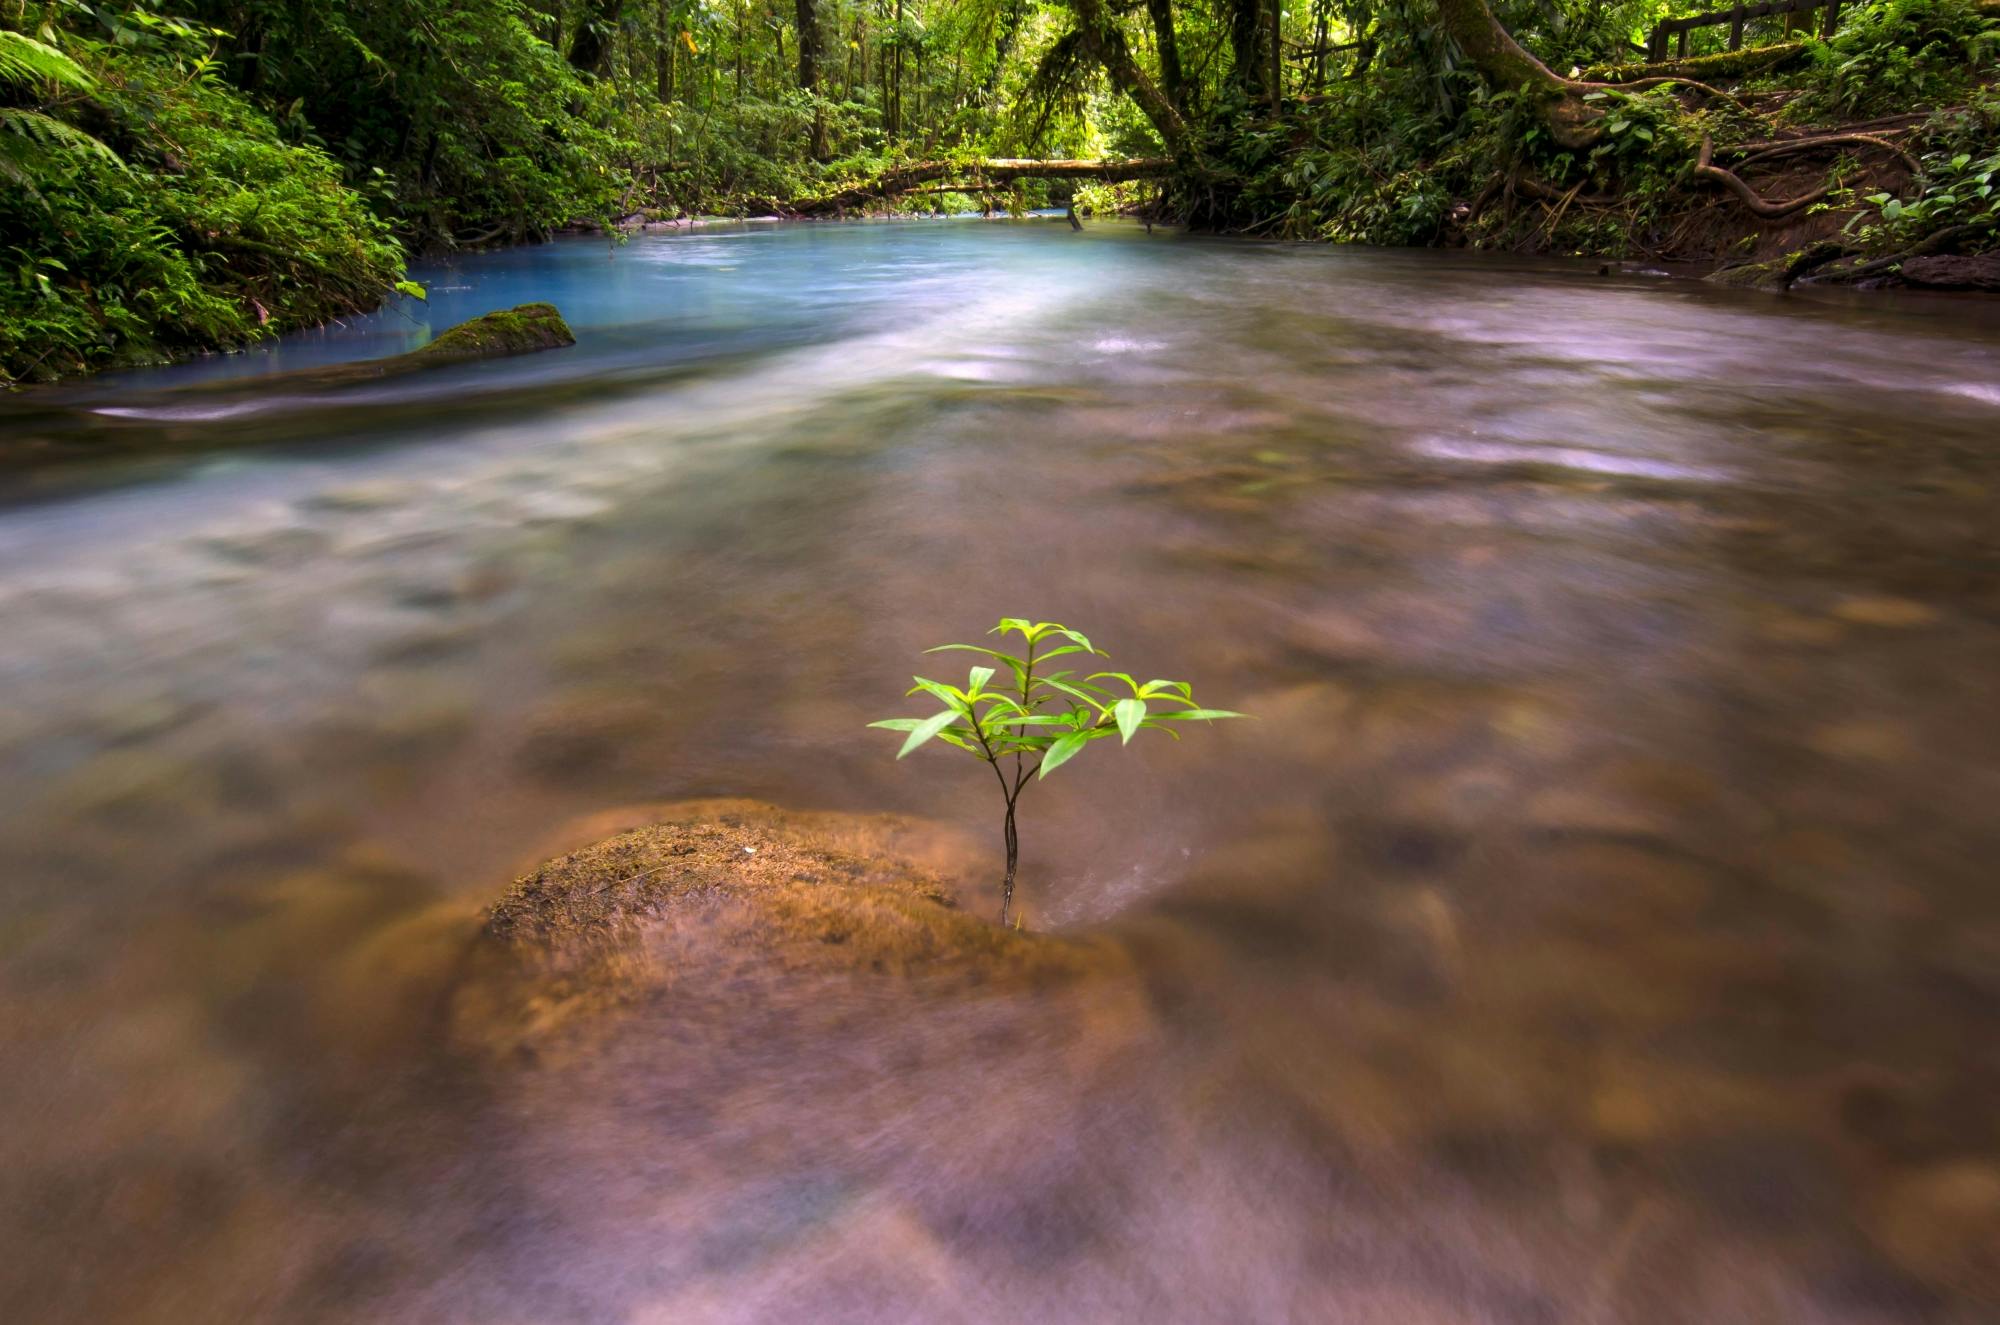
[967,665,995,694]
[1038,730,1090,777]
[926,643,1026,670]
[1155,708,1247,721]
[1113,697,1146,743]
[394,279,428,301]
[1087,671,1141,695]
[1043,679,1110,713]
[907,678,971,713]
[867,717,926,731]
[897,710,963,758]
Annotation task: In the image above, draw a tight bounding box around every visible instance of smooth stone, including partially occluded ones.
[1831,597,1939,628]
[451,799,1143,1066]
[199,526,330,568]
[1870,1160,2000,1299]
[298,481,423,513]
[1806,719,1914,762]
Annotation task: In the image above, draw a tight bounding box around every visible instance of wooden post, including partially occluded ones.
[1677,23,1688,57]
[1822,0,1842,35]
[1729,0,1746,48]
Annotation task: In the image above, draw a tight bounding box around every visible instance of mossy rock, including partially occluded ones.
[403,301,575,366]
[1705,256,1794,291]
[451,799,1140,1064]
[175,302,577,395]
[1706,242,1846,292]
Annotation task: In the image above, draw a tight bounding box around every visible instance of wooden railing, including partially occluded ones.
[1646,0,1843,60]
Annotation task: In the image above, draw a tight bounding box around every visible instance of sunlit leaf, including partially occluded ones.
[927,643,1026,670]
[1038,730,1090,777]
[1113,697,1146,743]
[897,709,963,758]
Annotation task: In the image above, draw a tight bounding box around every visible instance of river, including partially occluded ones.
[2,219,1998,1323]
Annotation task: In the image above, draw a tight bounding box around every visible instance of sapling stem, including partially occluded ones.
[870,618,1244,928]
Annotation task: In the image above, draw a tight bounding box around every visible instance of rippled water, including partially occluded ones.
[4,219,2000,1323]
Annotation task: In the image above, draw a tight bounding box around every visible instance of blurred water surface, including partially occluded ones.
[3,219,1999,1323]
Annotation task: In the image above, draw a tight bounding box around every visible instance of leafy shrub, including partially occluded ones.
[1796,0,2000,119]
[184,0,629,245]
[1,19,402,384]
[1854,87,2000,245]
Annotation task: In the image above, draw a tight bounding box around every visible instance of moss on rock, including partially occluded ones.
[405,302,576,366]
[451,799,1139,1063]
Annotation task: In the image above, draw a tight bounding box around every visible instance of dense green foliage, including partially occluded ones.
[5,0,1997,384]
[2,7,402,382]
[872,618,1241,924]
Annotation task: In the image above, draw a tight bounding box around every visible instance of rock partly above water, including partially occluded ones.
[405,302,577,366]
[451,799,1139,1063]
[260,302,577,389]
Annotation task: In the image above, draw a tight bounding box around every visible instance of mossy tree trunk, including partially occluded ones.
[1061,0,1194,160]
[1225,0,1269,103]
[1432,0,1604,148]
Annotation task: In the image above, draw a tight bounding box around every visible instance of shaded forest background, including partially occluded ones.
[3,0,1997,382]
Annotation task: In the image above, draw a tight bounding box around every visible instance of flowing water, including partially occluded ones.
[3,220,1999,1324]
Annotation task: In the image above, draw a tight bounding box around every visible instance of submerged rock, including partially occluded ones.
[206,304,576,395]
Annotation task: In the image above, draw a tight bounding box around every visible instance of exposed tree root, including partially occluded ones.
[1581,74,1759,118]
[1804,224,1982,284]
[1695,134,1833,221]
[1512,175,1618,206]
[1726,132,1922,176]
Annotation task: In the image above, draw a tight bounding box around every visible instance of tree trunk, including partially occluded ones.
[1062,0,1192,158]
[657,2,676,102]
[1432,0,1603,147]
[785,156,1173,214]
[1144,0,1185,111]
[986,0,1029,102]
[1226,0,1266,100]
[1267,0,1282,105]
[566,0,620,74]
[796,0,828,157]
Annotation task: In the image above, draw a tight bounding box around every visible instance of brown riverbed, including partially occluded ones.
[1,220,1998,1323]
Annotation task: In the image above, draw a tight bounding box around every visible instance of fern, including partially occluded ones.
[0,30,95,92]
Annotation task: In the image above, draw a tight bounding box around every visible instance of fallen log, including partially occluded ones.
[786,158,1172,216]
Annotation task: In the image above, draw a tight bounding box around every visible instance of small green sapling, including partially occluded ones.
[870,617,1243,926]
